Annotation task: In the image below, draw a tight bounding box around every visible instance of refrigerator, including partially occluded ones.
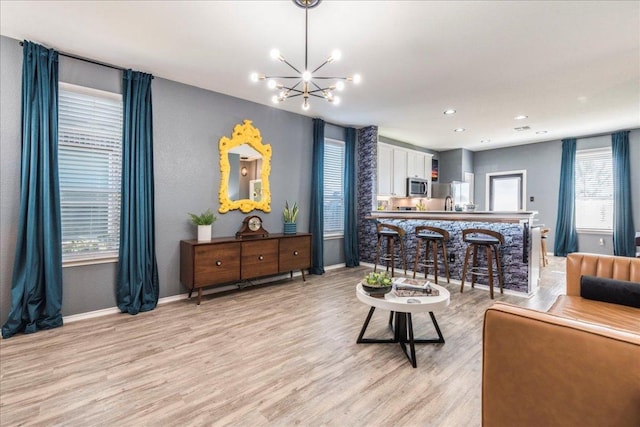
[431,181,472,206]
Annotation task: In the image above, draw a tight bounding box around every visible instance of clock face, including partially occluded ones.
[248,216,262,231]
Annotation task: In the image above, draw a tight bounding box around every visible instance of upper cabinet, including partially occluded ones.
[377,142,433,197]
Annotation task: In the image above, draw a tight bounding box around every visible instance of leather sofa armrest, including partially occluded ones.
[482,302,640,427]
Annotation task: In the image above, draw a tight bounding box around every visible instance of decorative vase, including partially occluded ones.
[283,222,297,235]
[197,224,212,241]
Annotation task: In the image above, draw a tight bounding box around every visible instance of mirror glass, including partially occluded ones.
[228,145,263,201]
[218,120,271,213]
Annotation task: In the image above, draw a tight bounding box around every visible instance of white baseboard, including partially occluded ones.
[64,268,319,324]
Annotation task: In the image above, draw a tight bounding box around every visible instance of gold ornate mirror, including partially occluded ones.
[219,120,272,213]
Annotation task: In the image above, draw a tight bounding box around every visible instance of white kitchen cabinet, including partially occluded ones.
[392,148,408,196]
[377,144,393,196]
[377,143,433,197]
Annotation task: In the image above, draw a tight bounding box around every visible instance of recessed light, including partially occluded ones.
[454,128,466,132]
[443,109,456,115]
[480,139,491,143]
[514,115,528,120]
[536,130,548,134]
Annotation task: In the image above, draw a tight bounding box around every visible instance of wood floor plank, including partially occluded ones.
[0,257,565,426]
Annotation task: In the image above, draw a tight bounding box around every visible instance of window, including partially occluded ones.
[324,138,345,236]
[486,170,526,211]
[575,148,613,231]
[58,83,123,264]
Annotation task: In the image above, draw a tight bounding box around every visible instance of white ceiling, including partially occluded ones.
[1,1,639,151]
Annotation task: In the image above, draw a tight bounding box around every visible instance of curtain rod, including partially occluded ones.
[18,41,154,78]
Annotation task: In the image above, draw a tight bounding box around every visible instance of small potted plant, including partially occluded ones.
[188,209,217,241]
[361,271,393,296]
[283,201,299,234]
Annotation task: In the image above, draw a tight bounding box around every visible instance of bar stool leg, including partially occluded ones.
[390,237,395,277]
[431,240,438,284]
[374,235,382,273]
[471,245,479,288]
[486,245,494,299]
[413,238,422,279]
[493,244,504,294]
[441,242,451,283]
[461,245,473,293]
[400,238,407,276]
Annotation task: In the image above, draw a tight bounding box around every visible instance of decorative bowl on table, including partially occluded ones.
[361,272,393,296]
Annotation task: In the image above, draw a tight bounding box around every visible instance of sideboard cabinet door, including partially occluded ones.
[279,235,312,273]
[241,239,279,279]
[194,242,241,286]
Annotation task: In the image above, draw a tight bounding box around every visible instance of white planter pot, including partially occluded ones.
[197,225,212,241]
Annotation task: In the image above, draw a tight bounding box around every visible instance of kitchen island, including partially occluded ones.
[361,211,540,294]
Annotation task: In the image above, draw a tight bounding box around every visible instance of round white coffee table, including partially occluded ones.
[356,282,450,368]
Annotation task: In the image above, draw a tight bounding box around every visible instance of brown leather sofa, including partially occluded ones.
[482,253,640,427]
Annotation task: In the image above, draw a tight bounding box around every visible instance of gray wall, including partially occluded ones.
[474,132,640,254]
[438,148,474,183]
[1,35,326,319]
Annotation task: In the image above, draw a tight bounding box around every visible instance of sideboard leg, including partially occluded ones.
[301,269,306,281]
[197,288,202,305]
[188,287,193,299]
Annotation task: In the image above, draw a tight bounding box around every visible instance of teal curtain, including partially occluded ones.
[2,41,63,338]
[344,127,359,267]
[554,138,578,257]
[612,131,635,257]
[117,70,159,314]
[309,118,325,275]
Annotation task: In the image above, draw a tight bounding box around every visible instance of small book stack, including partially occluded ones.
[392,278,440,297]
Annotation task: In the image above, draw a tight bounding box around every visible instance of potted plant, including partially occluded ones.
[283,201,299,235]
[188,209,217,241]
[361,271,393,296]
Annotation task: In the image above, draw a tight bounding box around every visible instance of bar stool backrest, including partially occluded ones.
[462,228,505,244]
[376,223,406,238]
[415,225,450,240]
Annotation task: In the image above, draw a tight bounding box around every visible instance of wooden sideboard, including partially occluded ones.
[180,233,312,304]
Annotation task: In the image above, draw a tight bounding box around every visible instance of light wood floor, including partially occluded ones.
[0,257,566,426]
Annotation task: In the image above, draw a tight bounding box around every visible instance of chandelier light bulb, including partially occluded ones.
[302,98,310,111]
[328,49,342,62]
[271,95,280,104]
[250,72,259,82]
[335,81,345,91]
[270,48,282,60]
[302,71,312,82]
[267,79,277,89]
[333,96,341,105]
[352,74,362,84]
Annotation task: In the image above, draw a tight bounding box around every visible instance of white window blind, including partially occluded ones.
[58,83,123,263]
[324,139,345,236]
[575,148,613,231]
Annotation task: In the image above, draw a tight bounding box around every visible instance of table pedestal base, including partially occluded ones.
[356,307,444,368]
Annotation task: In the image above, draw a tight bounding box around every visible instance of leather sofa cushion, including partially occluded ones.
[549,295,640,334]
[581,275,640,308]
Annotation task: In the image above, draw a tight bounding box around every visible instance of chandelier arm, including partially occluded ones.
[311,60,330,74]
[304,2,309,70]
[265,76,307,79]
[286,93,304,99]
[308,93,326,99]
[311,77,349,80]
[282,60,303,75]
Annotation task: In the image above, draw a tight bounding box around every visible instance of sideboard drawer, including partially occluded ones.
[241,239,279,279]
[194,242,241,286]
[279,235,312,272]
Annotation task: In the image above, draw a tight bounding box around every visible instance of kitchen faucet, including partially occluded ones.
[444,196,453,211]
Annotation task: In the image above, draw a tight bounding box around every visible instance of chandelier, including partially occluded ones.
[250,0,361,111]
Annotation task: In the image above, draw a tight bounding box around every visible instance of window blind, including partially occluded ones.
[324,139,345,235]
[58,83,123,262]
[575,148,613,230]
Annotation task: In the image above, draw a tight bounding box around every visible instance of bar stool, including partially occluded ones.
[374,223,407,277]
[540,228,550,267]
[460,228,505,299]
[413,226,450,284]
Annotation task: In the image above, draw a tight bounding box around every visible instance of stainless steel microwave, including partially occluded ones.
[407,177,429,196]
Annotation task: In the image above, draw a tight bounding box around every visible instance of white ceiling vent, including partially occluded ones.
[514,126,531,132]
